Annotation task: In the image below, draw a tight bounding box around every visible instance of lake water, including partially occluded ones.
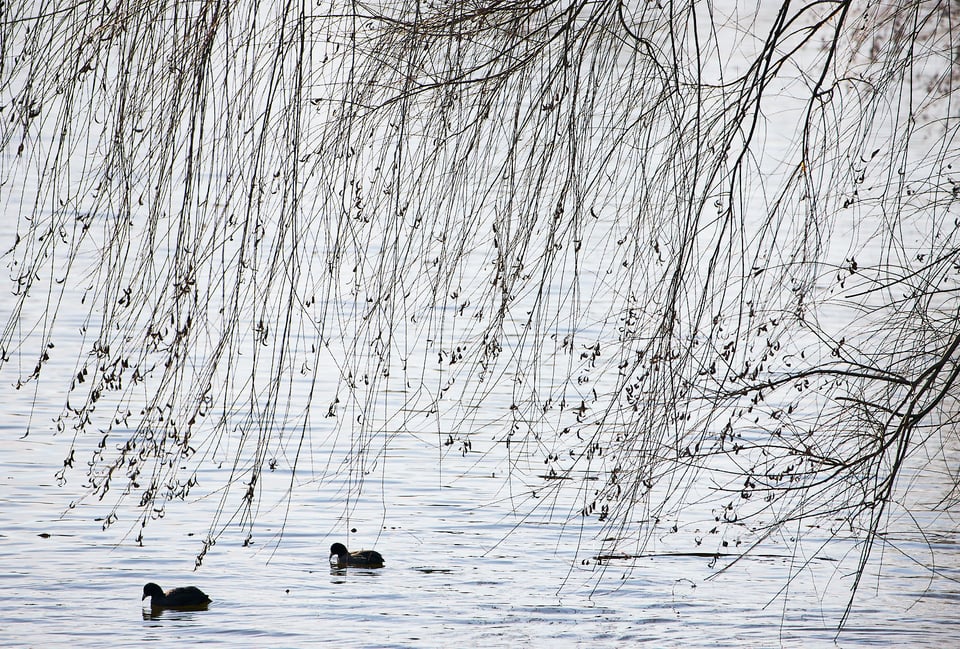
[1,336,959,647]
[3,2,960,647]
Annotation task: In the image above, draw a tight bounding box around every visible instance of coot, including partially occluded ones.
[330,542,384,568]
[142,582,212,608]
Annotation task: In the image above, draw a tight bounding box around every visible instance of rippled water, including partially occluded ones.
[1,186,959,643]
[3,242,956,647]
[2,388,959,647]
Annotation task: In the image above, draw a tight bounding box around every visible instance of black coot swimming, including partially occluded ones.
[330,542,384,568]
[142,582,212,608]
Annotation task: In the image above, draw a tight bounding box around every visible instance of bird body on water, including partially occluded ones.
[330,542,384,568]
[142,582,212,608]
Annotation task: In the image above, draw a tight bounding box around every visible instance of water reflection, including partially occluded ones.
[141,603,210,620]
[329,567,384,582]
